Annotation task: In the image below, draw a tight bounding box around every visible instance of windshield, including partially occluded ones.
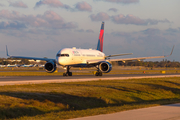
[56,54,69,57]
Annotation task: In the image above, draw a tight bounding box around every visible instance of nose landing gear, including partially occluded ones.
[63,66,72,76]
[95,66,103,76]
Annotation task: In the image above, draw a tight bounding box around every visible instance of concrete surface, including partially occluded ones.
[0,74,180,86]
[69,103,180,120]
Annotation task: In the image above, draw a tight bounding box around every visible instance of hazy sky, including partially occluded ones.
[0,0,179,61]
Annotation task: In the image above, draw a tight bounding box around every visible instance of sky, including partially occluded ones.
[0,0,180,61]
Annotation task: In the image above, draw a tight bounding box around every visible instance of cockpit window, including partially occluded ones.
[56,54,69,57]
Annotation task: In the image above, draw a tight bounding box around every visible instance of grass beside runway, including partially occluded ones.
[0,77,180,120]
[0,72,64,76]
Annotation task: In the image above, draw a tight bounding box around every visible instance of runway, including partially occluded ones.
[1,73,180,86]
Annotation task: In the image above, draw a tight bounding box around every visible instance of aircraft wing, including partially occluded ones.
[6,46,55,62]
[105,53,133,58]
[87,46,174,64]
[8,55,55,62]
[86,55,165,64]
[87,55,166,64]
[108,55,166,62]
[86,59,105,64]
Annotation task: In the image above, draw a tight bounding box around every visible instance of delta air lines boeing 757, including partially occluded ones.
[6,22,174,76]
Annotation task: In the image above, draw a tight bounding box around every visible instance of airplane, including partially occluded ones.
[0,65,6,67]
[7,64,18,67]
[6,22,174,76]
[21,64,34,67]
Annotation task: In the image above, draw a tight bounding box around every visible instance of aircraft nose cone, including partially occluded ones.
[57,57,66,65]
[56,57,61,65]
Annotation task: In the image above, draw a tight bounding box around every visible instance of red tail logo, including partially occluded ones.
[97,22,104,52]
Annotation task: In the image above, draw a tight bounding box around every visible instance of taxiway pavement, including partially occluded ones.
[0,73,180,86]
[69,103,180,120]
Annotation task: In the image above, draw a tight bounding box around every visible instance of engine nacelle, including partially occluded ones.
[44,61,56,73]
[99,61,112,73]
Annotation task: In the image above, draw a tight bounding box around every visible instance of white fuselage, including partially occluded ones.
[7,64,17,67]
[56,48,105,66]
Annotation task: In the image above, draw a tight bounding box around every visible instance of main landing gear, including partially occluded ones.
[95,71,102,76]
[63,66,72,76]
[62,66,103,76]
[95,66,102,76]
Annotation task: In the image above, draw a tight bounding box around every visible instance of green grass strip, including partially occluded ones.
[0,77,180,119]
[1,69,180,76]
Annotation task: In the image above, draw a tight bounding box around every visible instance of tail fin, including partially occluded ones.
[96,22,104,52]
[6,45,10,57]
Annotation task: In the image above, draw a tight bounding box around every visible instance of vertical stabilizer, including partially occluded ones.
[96,22,104,52]
[6,45,10,57]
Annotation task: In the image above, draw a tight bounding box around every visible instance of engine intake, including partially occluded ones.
[45,61,56,73]
[99,61,112,73]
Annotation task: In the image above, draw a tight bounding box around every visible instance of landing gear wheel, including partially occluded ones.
[63,72,72,76]
[63,66,72,77]
[99,72,102,76]
[63,73,67,76]
[95,72,99,76]
[95,71,102,76]
[68,72,72,76]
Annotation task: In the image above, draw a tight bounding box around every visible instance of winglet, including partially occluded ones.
[165,45,174,57]
[6,45,10,57]
[170,45,174,56]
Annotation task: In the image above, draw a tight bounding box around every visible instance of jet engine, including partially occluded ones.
[99,61,112,73]
[44,61,56,73]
